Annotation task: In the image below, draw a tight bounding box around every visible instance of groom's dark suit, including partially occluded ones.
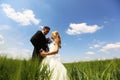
[30,30,49,60]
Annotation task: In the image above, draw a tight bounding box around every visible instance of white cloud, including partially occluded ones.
[0,48,32,60]
[89,44,100,49]
[83,57,93,61]
[1,3,40,26]
[85,51,95,55]
[97,57,106,61]
[66,23,102,35]
[99,42,120,53]
[89,41,106,49]
[0,25,11,30]
[0,35,4,44]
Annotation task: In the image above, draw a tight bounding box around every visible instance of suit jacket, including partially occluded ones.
[30,31,49,59]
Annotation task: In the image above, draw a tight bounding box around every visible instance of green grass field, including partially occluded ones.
[0,57,120,80]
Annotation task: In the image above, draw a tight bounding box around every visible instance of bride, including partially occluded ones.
[40,31,69,80]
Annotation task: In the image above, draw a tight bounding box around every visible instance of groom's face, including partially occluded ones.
[44,29,50,35]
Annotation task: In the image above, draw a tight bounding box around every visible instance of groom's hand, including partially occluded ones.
[40,50,47,57]
[46,38,52,44]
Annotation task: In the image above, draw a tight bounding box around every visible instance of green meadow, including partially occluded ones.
[0,57,120,80]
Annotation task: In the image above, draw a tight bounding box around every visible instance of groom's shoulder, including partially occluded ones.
[36,30,42,33]
[37,30,41,32]
[33,30,42,36]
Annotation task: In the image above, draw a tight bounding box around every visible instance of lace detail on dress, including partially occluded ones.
[49,41,55,53]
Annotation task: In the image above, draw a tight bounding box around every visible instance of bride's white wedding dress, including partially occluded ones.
[41,41,69,80]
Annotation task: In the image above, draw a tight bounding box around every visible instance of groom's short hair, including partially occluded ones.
[43,26,50,30]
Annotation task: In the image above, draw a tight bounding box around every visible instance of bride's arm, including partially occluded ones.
[47,43,59,55]
[40,42,59,56]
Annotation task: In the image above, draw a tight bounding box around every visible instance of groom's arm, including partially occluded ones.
[40,43,59,57]
[30,31,47,54]
[30,31,41,48]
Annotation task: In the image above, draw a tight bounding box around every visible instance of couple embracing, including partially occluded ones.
[30,26,69,80]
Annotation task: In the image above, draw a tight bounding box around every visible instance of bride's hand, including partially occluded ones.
[40,50,47,57]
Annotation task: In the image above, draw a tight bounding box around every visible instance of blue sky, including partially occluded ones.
[0,0,120,62]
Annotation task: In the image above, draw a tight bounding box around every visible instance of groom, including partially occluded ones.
[30,26,50,60]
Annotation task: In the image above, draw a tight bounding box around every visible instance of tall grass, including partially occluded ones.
[0,57,51,80]
[0,56,120,80]
[65,59,120,80]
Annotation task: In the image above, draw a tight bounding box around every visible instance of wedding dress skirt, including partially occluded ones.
[41,55,69,80]
[40,42,69,80]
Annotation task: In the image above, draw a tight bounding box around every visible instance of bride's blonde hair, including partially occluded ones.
[52,31,61,48]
